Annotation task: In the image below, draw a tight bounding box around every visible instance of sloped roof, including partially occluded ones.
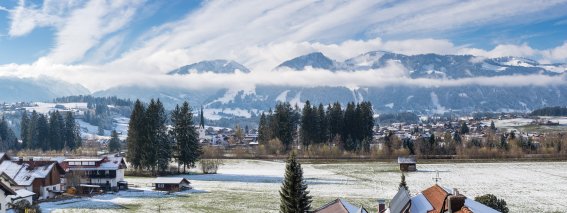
[390,187,411,213]
[422,184,449,213]
[315,198,368,213]
[153,177,191,184]
[0,160,59,186]
[397,156,416,164]
[14,189,35,198]
[410,184,500,213]
[0,181,15,195]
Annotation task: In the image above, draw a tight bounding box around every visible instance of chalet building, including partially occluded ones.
[153,177,191,192]
[398,156,417,172]
[386,184,499,213]
[0,177,16,213]
[314,198,368,213]
[0,159,64,200]
[61,156,127,191]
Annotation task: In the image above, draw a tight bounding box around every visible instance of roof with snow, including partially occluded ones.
[408,184,499,213]
[63,156,127,171]
[0,160,62,186]
[14,189,35,198]
[0,180,15,195]
[389,187,411,213]
[314,198,368,213]
[397,156,416,164]
[153,177,191,184]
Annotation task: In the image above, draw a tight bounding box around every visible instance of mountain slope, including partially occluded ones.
[0,77,90,103]
[168,60,250,75]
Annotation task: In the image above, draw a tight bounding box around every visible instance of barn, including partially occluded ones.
[398,156,417,172]
[153,177,192,192]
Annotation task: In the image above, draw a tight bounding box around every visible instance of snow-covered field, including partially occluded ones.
[40,160,567,213]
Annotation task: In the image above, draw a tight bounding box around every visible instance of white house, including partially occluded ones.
[62,155,127,191]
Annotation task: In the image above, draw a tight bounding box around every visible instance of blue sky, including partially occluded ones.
[0,0,566,91]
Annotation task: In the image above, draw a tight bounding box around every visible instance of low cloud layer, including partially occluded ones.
[0,1,566,92]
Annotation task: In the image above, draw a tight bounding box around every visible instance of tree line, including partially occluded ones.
[126,99,201,175]
[20,110,81,151]
[0,117,19,151]
[258,101,375,152]
[530,106,567,116]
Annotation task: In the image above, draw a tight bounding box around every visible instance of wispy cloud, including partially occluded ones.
[0,0,567,91]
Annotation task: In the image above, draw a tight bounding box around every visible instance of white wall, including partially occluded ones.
[0,190,7,213]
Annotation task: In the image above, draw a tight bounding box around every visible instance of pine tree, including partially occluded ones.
[171,101,201,173]
[399,173,408,190]
[200,105,205,128]
[300,101,314,149]
[154,100,171,174]
[37,114,50,151]
[279,152,312,213]
[461,122,469,134]
[126,100,145,170]
[490,120,497,131]
[328,102,343,141]
[48,111,65,150]
[29,111,40,149]
[108,130,121,153]
[317,104,328,144]
[258,112,269,144]
[20,111,30,149]
[64,111,80,150]
[274,102,295,151]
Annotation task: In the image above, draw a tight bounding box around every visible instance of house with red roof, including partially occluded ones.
[386,184,499,213]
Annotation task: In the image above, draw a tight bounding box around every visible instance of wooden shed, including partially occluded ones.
[153,177,192,192]
[398,156,417,172]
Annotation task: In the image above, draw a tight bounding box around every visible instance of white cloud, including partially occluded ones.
[45,0,142,64]
[1,0,567,92]
[6,0,79,37]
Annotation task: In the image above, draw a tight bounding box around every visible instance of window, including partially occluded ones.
[89,162,95,166]
[157,184,164,188]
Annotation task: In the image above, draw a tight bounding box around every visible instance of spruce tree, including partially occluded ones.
[399,173,408,190]
[37,114,50,151]
[126,100,145,170]
[317,104,328,144]
[153,100,171,174]
[20,111,30,149]
[171,101,201,173]
[279,152,312,213]
[64,111,80,150]
[108,130,121,153]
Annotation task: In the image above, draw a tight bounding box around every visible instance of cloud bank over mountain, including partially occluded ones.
[0,0,567,91]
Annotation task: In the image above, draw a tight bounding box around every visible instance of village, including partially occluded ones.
[0,101,565,212]
[0,150,509,213]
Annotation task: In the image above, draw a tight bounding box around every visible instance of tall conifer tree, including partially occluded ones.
[279,152,312,213]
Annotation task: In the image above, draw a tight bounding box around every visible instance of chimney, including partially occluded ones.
[446,194,466,213]
[377,199,386,213]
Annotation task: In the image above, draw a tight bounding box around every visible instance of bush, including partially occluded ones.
[200,146,224,174]
[474,194,509,213]
[200,159,223,174]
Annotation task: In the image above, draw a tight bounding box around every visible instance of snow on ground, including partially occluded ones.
[203,108,253,120]
[40,160,567,213]
[25,102,87,114]
[493,117,567,128]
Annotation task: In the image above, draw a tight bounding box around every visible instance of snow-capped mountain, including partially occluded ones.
[276,52,347,71]
[4,51,567,119]
[168,59,250,74]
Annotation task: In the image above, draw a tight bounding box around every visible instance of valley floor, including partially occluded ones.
[40,160,567,213]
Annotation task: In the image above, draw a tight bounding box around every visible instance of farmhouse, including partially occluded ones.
[153,177,191,192]
[62,155,127,191]
[398,156,416,172]
[314,198,368,213]
[386,184,499,213]
[0,178,15,213]
[0,159,65,200]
